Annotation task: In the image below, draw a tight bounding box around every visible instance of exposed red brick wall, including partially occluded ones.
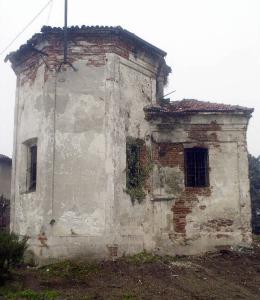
[139,143,148,167]
[169,124,222,238]
[188,121,221,142]
[151,141,214,237]
[172,188,211,235]
[200,218,234,232]
[152,142,184,170]
[20,54,44,86]
[17,35,136,85]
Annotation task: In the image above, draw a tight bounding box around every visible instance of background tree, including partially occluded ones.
[248,154,260,234]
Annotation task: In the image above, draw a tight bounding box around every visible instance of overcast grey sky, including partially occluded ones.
[0,0,259,157]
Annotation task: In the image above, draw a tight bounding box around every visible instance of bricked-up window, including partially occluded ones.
[185,148,209,187]
[28,144,37,191]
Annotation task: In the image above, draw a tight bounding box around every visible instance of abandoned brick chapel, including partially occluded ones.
[6,26,253,262]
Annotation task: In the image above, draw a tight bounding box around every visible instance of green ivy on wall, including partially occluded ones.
[125,137,153,204]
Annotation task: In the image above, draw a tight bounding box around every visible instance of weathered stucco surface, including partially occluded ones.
[8,27,252,263]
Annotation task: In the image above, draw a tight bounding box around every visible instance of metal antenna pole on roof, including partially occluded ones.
[58,0,76,71]
[63,0,68,63]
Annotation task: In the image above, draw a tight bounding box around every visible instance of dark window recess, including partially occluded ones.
[126,142,140,189]
[185,148,209,187]
[29,145,37,191]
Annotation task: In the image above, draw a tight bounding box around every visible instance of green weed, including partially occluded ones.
[4,289,59,300]
[40,260,100,280]
[122,251,177,265]
[122,294,136,300]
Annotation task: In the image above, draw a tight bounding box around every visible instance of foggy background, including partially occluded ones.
[0,0,259,157]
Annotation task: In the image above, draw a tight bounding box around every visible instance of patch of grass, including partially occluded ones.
[124,251,160,264]
[121,251,177,265]
[0,282,23,297]
[254,234,260,241]
[122,294,136,300]
[40,260,100,280]
[4,289,59,300]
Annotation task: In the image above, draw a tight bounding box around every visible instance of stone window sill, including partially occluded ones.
[151,195,175,201]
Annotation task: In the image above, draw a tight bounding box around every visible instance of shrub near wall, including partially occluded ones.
[0,231,28,274]
[0,195,10,231]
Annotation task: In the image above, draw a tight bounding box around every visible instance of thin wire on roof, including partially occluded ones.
[0,0,54,56]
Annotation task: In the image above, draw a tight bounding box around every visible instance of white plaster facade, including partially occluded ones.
[6,26,253,263]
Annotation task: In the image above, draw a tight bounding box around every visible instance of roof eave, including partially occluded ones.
[5,26,167,65]
[144,109,254,120]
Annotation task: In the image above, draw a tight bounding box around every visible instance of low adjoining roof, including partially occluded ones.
[0,154,12,164]
[5,25,167,64]
[144,99,254,117]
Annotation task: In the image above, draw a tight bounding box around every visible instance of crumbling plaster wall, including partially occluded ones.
[12,56,118,260]
[11,35,251,261]
[148,114,251,255]
[11,36,165,261]
[115,90,252,256]
[112,53,158,254]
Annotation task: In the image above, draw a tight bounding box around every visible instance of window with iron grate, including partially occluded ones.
[185,147,209,187]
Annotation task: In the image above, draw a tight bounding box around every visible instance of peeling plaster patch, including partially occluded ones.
[56,94,105,133]
[216,234,231,239]
[56,94,70,115]
[151,142,185,200]
[20,56,43,86]
[58,209,105,236]
[107,244,118,260]
[88,134,106,156]
[200,218,234,232]
[172,188,211,238]
[16,194,44,236]
[164,167,183,195]
[152,165,183,199]
[152,142,184,170]
[55,133,82,159]
[86,55,106,67]
[38,232,48,248]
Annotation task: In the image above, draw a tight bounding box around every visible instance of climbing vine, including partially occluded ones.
[125,137,153,204]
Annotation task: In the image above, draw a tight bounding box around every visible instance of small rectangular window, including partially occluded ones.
[28,144,37,191]
[185,147,209,187]
[22,138,38,193]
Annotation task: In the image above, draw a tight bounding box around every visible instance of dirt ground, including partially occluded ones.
[1,239,260,300]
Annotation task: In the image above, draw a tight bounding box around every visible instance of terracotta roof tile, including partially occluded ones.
[144,99,254,116]
[5,25,167,64]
